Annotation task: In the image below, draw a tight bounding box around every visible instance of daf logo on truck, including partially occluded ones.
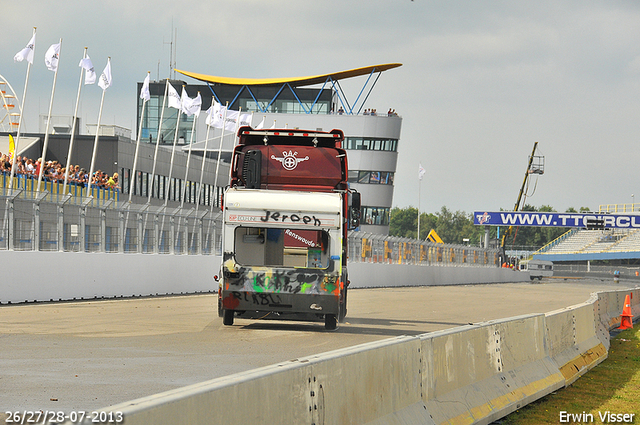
[271,151,309,171]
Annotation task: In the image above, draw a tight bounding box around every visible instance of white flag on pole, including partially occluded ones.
[79,56,96,85]
[44,42,61,72]
[418,163,426,181]
[205,102,225,128]
[223,110,251,131]
[239,112,252,128]
[140,73,151,101]
[190,93,202,117]
[270,120,277,129]
[167,83,181,110]
[181,89,202,117]
[255,116,265,129]
[98,59,112,90]
[180,87,189,112]
[14,33,36,64]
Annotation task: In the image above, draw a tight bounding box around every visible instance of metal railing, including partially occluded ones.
[1,188,222,255]
[348,231,501,267]
[598,203,640,213]
[1,188,500,267]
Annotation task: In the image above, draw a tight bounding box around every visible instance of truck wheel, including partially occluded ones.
[218,297,223,317]
[223,309,234,326]
[325,314,337,331]
[339,288,348,322]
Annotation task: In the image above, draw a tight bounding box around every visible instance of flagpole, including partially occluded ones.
[147,79,169,203]
[88,88,105,196]
[163,84,183,207]
[9,27,36,191]
[195,105,214,207]
[233,107,242,149]
[211,103,229,211]
[63,47,87,194]
[417,178,421,240]
[180,94,200,209]
[129,72,150,203]
[192,104,217,251]
[87,57,110,197]
[37,38,63,192]
[417,163,425,240]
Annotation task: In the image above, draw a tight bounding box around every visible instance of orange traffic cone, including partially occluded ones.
[618,294,634,330]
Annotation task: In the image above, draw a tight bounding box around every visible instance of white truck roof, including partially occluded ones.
[224,188,342,228]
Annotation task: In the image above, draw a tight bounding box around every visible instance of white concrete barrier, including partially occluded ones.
[421,314,565,425]
[0,251,221,304]
[1,252,527,304]
[348,262,528,288]
[76,337,432,425]
[545,301,607,386]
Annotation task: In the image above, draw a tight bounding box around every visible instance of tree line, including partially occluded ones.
[389,205,591,249]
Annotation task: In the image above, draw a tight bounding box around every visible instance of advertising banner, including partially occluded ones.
[474,211,640,229]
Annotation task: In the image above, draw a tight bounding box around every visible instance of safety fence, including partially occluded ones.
[1,188,501,267]
[348,231,501,267]
[1,188,222,255]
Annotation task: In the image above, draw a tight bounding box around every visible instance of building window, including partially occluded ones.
[361,207,390,226]
[344,137,398,152]
[349,170,394,185]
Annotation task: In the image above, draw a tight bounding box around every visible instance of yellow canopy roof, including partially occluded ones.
[175,63,402,87]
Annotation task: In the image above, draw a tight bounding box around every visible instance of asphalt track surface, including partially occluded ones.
[0,278,634,415]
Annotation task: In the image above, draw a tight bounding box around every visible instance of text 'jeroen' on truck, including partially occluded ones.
[216,127,361,330]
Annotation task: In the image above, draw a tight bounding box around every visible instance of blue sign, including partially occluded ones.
[474,211,640,229]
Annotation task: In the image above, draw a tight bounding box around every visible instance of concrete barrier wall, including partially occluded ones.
[0,252,528,304]
[0,251,221,304]
[545,301,607,386]
[67,287,638,425]
[347,262,528,288]
[421,314,565,425]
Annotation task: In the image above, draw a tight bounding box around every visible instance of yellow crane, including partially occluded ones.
[501,142,544,261]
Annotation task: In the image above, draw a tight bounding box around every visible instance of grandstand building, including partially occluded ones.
[534,228,640,263]
[532,205,640,276]
[136,64,403,235]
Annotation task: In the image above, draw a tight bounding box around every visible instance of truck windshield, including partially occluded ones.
[234,226,330,269]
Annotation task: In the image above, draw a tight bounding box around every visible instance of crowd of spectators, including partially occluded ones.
[0,151,119,190]
[363,108,399,116]
[332,106,399,116]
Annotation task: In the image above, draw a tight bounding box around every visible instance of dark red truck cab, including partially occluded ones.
[218,127,360,330]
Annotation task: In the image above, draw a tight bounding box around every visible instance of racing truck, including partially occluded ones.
[217,126,360,330]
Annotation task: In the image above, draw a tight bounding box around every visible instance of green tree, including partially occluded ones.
[389,207,418,238]
[390,204,571,249]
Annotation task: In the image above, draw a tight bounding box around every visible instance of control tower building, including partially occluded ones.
[137,64,402,235]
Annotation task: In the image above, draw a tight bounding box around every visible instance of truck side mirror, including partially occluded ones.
[348,191,361,229]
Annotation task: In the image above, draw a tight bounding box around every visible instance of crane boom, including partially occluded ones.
[501,142,540,257]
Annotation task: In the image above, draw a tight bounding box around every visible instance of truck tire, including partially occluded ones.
[223,309,234,326]
[338,288,348,322]
[324,314,337,331]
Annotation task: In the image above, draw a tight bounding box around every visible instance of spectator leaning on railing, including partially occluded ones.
[0,151,119,191]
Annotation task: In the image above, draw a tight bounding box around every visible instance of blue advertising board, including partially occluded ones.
[473,211,640,229]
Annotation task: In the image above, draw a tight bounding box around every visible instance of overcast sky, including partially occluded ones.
[3,1,640,215]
